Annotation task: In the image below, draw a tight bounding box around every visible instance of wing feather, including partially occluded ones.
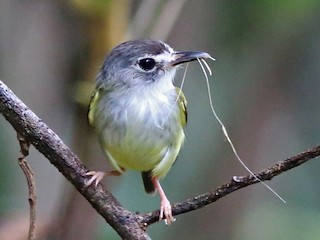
[88,89,100,127]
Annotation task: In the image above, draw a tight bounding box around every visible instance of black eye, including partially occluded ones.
[138,58,156,71]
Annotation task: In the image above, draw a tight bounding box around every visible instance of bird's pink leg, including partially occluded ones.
[152,178,175,225]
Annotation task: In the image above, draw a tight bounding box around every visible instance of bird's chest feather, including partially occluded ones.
[99,89,179,147]
[97,90,181,170]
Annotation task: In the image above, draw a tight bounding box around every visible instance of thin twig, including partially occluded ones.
[17,133,36,240]
[141,145,320,225]
[18,157,37,240]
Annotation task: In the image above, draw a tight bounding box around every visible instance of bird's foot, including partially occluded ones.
[85,171,106,187]
[85,169,123,187]
[159,198,176,225]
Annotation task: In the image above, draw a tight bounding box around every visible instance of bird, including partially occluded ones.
[86,39,212,224]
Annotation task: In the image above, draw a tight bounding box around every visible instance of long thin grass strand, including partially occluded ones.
[197,58,286,203]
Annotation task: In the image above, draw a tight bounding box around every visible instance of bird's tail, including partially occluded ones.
[141,171,155,194]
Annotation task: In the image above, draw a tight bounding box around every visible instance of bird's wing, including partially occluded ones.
[88,89,100,127]
[176,87,187,126]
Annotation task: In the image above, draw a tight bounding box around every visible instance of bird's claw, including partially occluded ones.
[85,171,106,187]
[159,199,176,225]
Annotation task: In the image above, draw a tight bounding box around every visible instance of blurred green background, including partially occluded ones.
[1,0,320,239]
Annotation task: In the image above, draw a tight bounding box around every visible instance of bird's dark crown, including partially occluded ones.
[108,39,172,60]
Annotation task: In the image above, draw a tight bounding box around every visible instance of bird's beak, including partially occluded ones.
[171,51,214,66]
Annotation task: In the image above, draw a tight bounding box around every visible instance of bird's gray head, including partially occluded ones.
[97,39,211,90]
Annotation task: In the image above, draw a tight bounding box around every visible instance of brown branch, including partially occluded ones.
[141,146,320,225]
[17,133,36,240]
[0,80,150,240]
[0,79,319,238]
[17,133,37,240]
[18,157,36,240]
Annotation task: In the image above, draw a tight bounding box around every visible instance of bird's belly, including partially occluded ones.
[106,120,176,171]
[101,103,182,171]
